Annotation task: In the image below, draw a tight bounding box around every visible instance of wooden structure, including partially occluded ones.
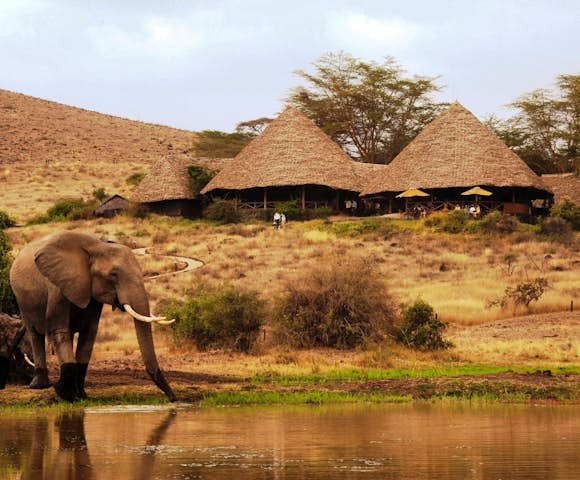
[361,102,553,214]
[94,195,130,218]
[201,107,366,212]
[132,155,228,218]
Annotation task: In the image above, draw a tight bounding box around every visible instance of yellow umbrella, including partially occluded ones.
[461,186,492,197]
[396,188,430,198]
[396,188,430,214]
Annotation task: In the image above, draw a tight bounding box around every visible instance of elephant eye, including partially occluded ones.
[108,271,118,281]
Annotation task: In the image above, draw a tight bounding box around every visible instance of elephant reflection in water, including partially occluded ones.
[21,410,176,480]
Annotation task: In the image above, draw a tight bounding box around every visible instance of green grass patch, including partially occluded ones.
[201,390,411,406]
[251,365,580,386]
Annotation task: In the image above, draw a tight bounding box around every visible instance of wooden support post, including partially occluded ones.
[388,195,393,214]
[263,189,267,210]
[301,186,306,211]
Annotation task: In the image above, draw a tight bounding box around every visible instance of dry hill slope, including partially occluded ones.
[0,90,210,220]
[0,89,196,165]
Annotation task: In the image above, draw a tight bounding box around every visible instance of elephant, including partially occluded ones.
[8,231,176,402]
[0,314,34,388]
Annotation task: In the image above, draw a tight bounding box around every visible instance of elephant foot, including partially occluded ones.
[30,368,51,389]
[0,356,9,389]
[54,363,79,402]
[75,363,89,399]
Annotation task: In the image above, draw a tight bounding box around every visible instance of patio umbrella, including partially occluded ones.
[461,186,492,204]
[396,188,430,198]
[396,188,430,213]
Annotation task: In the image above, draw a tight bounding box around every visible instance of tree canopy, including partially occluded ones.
[193,130,254,158]
[286,52,445,164]
[487,74,579,174]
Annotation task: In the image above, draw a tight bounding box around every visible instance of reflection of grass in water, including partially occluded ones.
[201,391,412,406]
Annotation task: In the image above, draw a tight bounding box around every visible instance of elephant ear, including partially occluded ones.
[34,232,95,309]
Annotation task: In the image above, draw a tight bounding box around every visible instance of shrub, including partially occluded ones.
[122,203,150,219]
[203,199,241,223]
[488,277,549,309]
[540,217,572,239]
[315,206,333,219]
[0,210,16,230]
[396,299,452,351]
[425,210,471,233]
[275,200,300,220]
[28,198,97,224]
[551,197,580,230]
[92,187,108,202]
[479,212,520,233]
[274,257,395,349]
[126,172,145,186]
[0,231,18,315]
[187,165,215,195]
[165,285,265,352]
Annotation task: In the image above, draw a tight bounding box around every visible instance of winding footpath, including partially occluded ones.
[132,248,204,279]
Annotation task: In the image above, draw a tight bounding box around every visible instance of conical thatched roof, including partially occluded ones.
[362,102,551,196]
[132,155,228,203]
[201,107,363,194]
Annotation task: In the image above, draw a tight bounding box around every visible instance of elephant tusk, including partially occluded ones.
[123,304,175,325]
[24,353,35,367]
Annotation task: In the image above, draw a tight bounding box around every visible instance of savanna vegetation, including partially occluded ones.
[0,208,578,405]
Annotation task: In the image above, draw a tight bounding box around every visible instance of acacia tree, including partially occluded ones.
[235,117,273,136]
[488,74,579,174]
[286,52,445,164]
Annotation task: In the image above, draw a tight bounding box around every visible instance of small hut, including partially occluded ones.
[362,102,553,215]
[201,107,365,212]
[132,156,227,218]
[94,195,130,218]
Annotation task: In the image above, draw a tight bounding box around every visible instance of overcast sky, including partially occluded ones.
[1,0,578,131]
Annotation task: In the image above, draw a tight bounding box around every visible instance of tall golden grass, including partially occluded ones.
[4,215,579,368]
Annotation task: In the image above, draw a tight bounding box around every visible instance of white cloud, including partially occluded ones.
[325,11,434,53]
[87,10,258,61]
[0,0,46,37]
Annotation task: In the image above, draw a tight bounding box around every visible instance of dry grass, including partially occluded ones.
[3,216,579,370]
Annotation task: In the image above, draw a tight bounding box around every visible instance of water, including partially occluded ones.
[0,403,579,479]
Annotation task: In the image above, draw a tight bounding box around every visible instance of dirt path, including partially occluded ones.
[133,247,204,279]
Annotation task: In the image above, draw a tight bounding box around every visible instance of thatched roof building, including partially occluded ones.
[362,103,552,210]
[132,155,227,217]
[201,107,365,209]
[94,194,129,218]
[541,173,580,205]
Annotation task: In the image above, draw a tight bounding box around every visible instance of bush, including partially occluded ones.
[274,257,395,349]
[187,165,215,195]
[122,203,150,219]
[425,210,471,233]
[0,210,16,230]
[0,231,18,315]
[275,200,300,220]
[126,172,145,186]
[165,285,265,352]
[488,277,549,309]
[203,199,241,223]
[28,198,97,224]
[551,197,580,230]
[479,212,520,233]
[92,187,108,202]
[540,217,572,239]
[396,299,452,351]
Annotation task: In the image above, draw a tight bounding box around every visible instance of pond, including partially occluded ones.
[0,403,579,479]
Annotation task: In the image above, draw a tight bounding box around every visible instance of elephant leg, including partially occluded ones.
[49,326,77,401]
[28,328,50,389]
[74,301,102,399]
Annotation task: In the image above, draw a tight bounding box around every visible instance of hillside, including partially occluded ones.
[0,90,214,221]
[0,89,197,165]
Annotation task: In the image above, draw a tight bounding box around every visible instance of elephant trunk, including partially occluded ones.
[128,294,176,402]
